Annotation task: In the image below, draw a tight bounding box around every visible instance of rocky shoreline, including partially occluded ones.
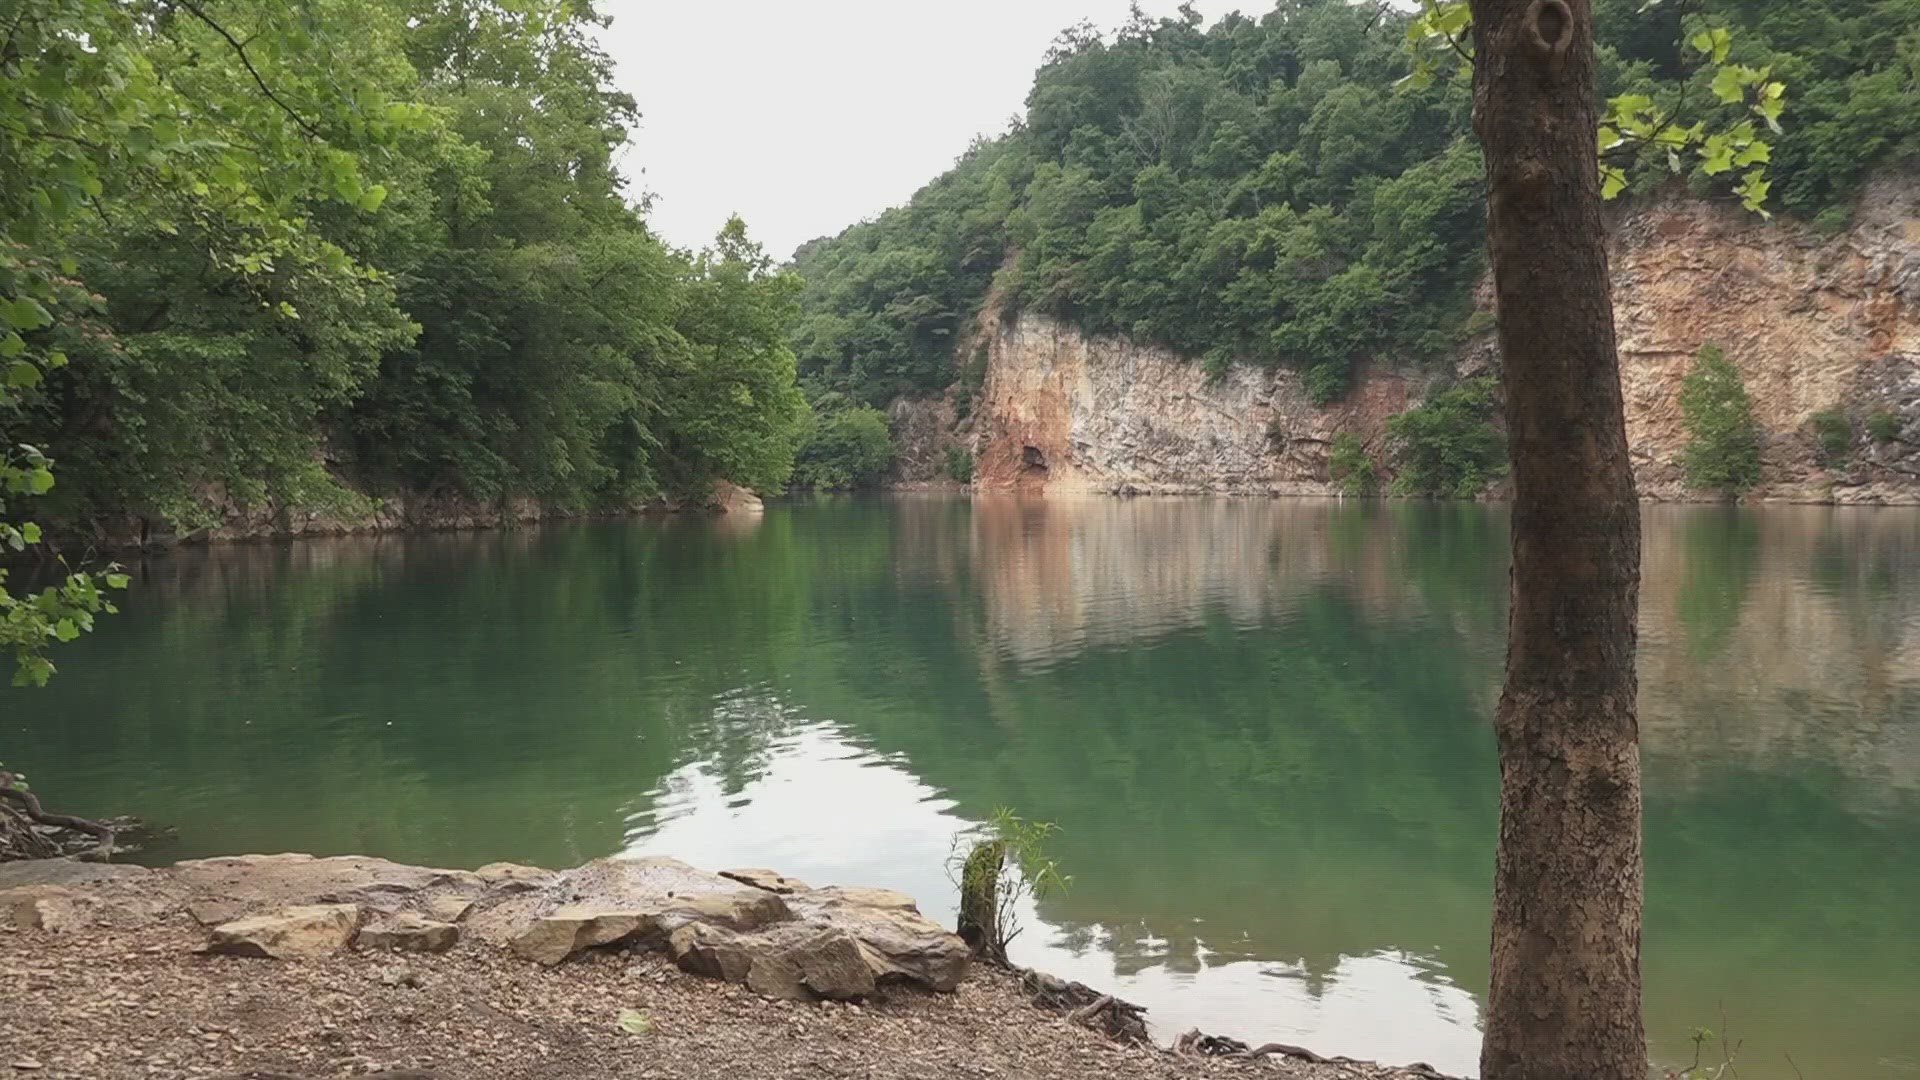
[0,852,1451,1080]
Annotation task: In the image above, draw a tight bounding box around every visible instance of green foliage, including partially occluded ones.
[792,407,896,491]
[943,446,975,484]
[1810,407,1855,464]
[1386,377,1506,498]
[2,0,811,684]
[1328,432,1377,496]
[1680,345,1763,493]
[796,0,1900,408]
[4,1,808,534]
[1867,408,1903,443]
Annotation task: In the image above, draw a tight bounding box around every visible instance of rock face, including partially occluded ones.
[974,313,1430,496]
[973,176,1920,503]
[206,904,363,959]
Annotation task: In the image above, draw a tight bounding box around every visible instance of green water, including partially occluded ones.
[5,496,1917,1077]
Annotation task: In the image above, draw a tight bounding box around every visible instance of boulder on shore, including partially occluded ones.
[3,850,969,999]
[358,911,460,954]
[206,904,363,959]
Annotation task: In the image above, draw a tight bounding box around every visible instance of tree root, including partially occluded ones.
[0,773,115,861]
[1173,1027,1456,1078]
[1018,969,1150,1046]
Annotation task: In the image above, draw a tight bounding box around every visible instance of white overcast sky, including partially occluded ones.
[602,0,1243,261]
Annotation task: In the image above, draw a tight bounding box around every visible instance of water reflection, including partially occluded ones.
[4,497,1917,1078]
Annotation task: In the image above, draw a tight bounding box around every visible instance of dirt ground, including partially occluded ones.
[0,918,1373,1080]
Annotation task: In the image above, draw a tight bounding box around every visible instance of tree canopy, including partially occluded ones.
[1,0,810,684]
[791,0,1919,409]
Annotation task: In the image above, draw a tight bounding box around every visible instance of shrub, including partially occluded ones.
[1810,407,1855,465]
[943,446,974,483]
[792,407,895,490]
[1867,408,1902,443]
[1679,345,1761,494]
[1386,377,1507,498]
[1328,432,1377,496]
[1305,363,1349,407]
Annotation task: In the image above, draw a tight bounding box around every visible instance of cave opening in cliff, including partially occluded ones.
[1022,445,1049,473]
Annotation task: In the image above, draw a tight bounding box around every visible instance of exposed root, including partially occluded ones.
[1018,969,1150,1046]
[0,772,115,861]
[0,803,59,861]
[1173,1027,1457,1078]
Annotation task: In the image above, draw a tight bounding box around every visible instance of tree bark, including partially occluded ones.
[1467,2,1646,1080]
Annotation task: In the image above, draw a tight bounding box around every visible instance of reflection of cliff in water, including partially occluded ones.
[953,496,1920,796]
[852,496,1920,1068]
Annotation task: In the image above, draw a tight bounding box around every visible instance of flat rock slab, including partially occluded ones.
[476,857,791,949]
[479,857,792,965]
[206,904,363,960]
[172,854,484,918]
[720,868,810,894]
[0,859,156,891]
[358,912,459,954]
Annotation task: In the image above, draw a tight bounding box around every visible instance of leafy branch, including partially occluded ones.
[1401,0,1787,213]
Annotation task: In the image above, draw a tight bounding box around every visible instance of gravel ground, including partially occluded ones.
[0,919,1360,1080]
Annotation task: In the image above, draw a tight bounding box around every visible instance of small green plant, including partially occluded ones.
[1680,344,1762,495]
[1304,362,1348,407]
[1202,348,1233,386]
[1813,205,1852,235]
[1664,1014,1745,1080]
[1328,432,1377,496]
[1386,376,1506,498]
[1809,407,1854,465]
[943,445,974,483]
[1867,407,1902,443]
[950,808,1068,963]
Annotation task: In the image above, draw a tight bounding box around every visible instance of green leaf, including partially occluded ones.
[53,618,79,642]
[46,351,66,370]
[27,467,54,494]
[22,523,42,545]
[1597,126,1622,151]
[617,1009,651,1036]
[105,572,130,589]
[0,334,21,359]
[1711,65,1753,105]
[4,298,52,330]
[1601,167,1628,200]
[1732,141,1771,167]
[6,361,40,389]
[358,184,389,212]
[1700,134,1735,176]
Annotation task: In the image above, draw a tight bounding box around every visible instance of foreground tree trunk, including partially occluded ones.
[1467,2,1646,1079]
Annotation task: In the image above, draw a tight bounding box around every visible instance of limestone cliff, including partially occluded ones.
[966,176,1920,502]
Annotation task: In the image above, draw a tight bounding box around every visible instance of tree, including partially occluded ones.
[1679,344,1762,493]
[792,406,896,491]
[1385,376,1507,497]
[1466,2,1647,1077]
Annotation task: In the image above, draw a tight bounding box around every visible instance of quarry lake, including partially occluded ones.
[7,496,1917,1078]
